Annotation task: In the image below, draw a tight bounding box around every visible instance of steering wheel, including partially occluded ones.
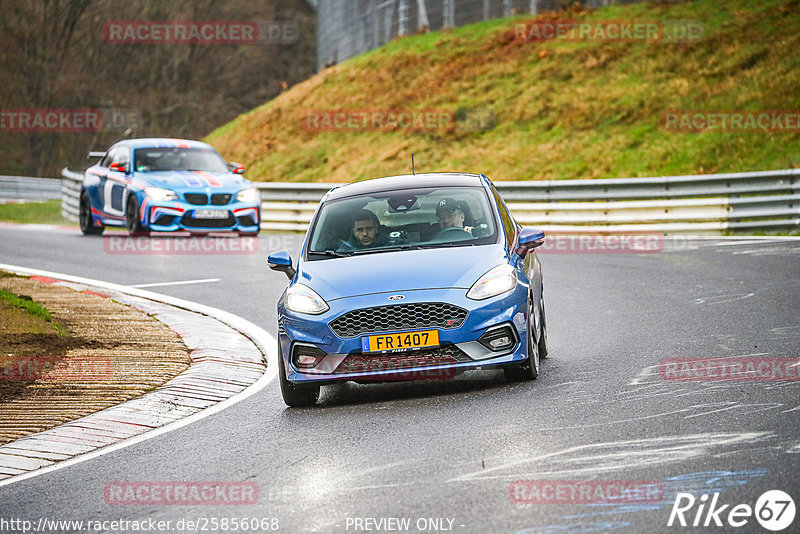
[432,227,472,241]
[471,223,490,238]
[335,239,357,253]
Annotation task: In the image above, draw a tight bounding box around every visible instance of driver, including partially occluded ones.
[436,198,473,234]
[350,209,384,249]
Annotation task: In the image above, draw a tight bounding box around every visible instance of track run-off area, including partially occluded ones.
[1,225,799,534]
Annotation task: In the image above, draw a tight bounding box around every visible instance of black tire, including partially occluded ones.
[278,345,320,407]
[125,195,148,237]
[79,192,103,235]
[538,293,548,359]
[504,294,540,382]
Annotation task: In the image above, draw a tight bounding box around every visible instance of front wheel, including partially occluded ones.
[538,294,548,359]
[504,294,540,381]
[278,346,320,407]
[126,195,149,237]
[79,192,103,235]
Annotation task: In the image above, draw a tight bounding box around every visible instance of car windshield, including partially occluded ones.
[133,147,229,173]
[307,186,498,258]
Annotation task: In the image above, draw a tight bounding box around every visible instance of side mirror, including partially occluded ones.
[516,228,545,256]
[267,250,295,279]
[229,162,245,174]
[110,162,128,173]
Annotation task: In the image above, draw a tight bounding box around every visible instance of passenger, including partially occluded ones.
[436,198,473,234]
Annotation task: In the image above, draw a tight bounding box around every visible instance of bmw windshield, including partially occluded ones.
[133,147,229,173]
[307,186,499,259]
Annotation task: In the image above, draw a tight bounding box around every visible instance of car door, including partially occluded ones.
[490,182,543,334]
[86,147,116,218]
[103,145,130,218]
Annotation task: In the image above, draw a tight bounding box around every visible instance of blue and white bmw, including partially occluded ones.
[268,173,547,407]
[79,138,261,236]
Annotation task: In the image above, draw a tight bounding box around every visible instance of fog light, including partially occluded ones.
[488,336,511,349]
[478,325,517,352]
[291,344,327,369]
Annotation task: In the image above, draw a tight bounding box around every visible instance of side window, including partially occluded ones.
[490,184,516,249]
[115,147,130,167]
[99,147,117,168]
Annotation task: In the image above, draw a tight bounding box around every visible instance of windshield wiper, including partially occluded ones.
[352,244,421,255]
[309,249,353,258]
[417,242,475,249]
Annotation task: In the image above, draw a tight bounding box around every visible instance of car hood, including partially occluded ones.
[134,170,250,190]
[297,245,509,301]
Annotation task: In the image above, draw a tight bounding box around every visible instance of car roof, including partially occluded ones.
[325,173,487,201]
[113,138,214,150]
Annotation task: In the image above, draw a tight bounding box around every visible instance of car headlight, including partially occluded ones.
[285,283,329,315]
[144,187,178,202]
[467,264,517,300]
[236,188,259,203]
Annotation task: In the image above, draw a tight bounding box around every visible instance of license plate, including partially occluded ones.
[193,210,229,219]
[361,330,439,353]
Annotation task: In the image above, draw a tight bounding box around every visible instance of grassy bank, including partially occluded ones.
[207,0,800,183]
[0,200,72,225]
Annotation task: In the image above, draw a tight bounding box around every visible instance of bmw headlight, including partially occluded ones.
[467,264,517,300]
[285,284,329,315]
[236,188,259,203]
[144,187,178,202]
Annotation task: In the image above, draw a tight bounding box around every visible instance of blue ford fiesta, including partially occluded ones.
[268,173,547,407]
[79,138,261,236]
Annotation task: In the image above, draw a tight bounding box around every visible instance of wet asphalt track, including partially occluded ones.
[0,226,799,534]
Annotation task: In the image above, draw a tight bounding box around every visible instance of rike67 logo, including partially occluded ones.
[668,490,795,531]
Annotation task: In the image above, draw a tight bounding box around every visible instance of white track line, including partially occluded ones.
[707,239,800,247]
[131,277,220,288]
[666,236,800,241]
[0,263,278,489]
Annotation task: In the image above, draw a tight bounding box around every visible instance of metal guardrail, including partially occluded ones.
[60,168,800,235]
[0,176,62,202]
[61,169,83,222]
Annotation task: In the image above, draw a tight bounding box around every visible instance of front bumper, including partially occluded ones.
[141,198,260,233]
[278,286,529,384]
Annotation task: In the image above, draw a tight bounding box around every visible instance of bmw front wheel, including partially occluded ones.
[126,195,149,237]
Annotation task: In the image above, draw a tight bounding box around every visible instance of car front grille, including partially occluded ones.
[180,213,235,228]
[211,193,232,205]
[329,302,468,338]
[333,344,471,374]
[184,193,208,205]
